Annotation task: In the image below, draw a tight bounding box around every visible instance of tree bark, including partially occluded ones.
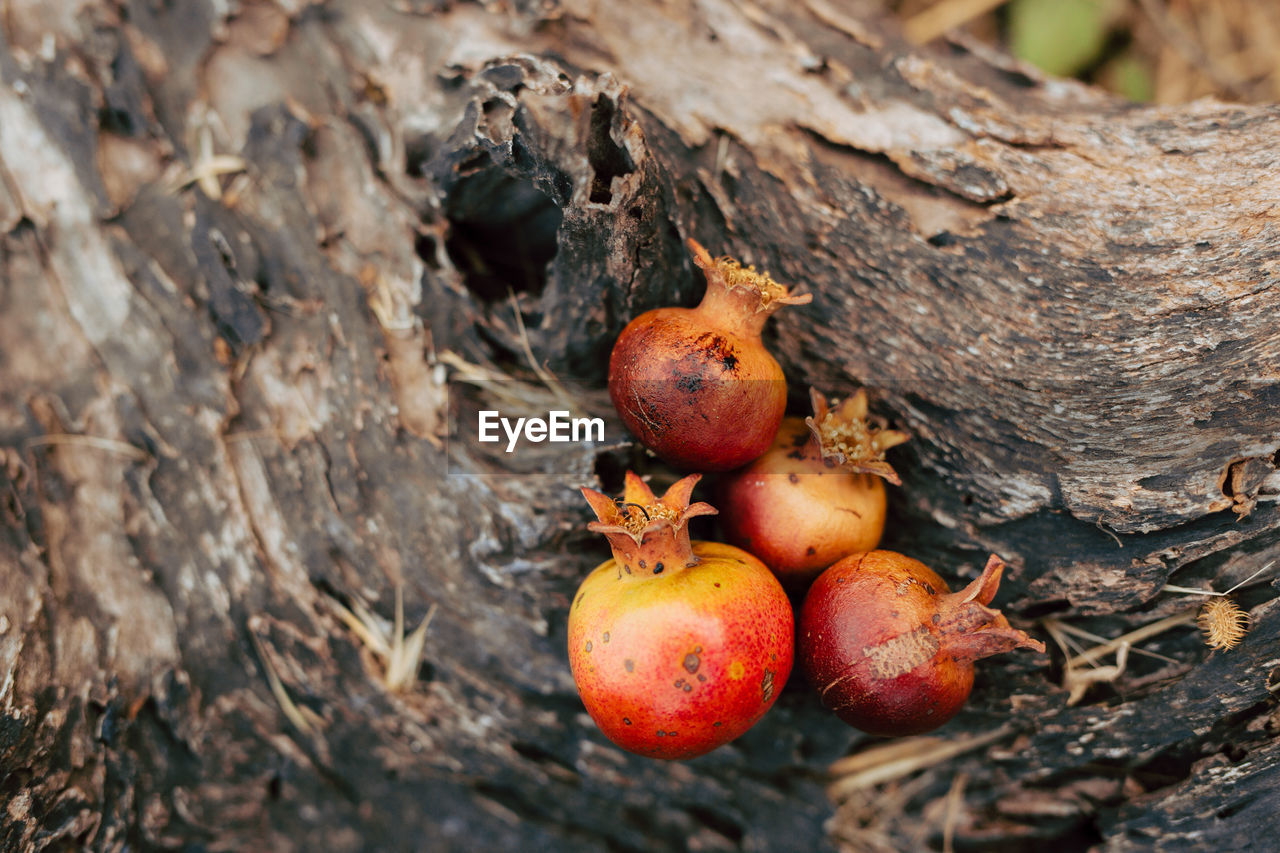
[2,1,1278,851]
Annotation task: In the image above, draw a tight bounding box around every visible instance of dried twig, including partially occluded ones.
[1161,560,1275,598]
[941,771,967,853]
[903,0,1010,44]
[1048,619,1177,665]
[828,725,1015,800]
[25,433,149,461]
[1045,617,1133,706]
[508,289,578,411]
[1062,610,1197,669]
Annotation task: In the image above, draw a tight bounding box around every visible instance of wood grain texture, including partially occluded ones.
[2,0,1278,850]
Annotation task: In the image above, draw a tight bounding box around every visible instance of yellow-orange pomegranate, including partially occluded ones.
[568,472,793,759]
[720,388,908,586]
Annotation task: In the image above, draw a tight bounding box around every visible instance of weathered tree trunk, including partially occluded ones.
[2,0,1278,850]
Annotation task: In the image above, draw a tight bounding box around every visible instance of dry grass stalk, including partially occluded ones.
[903,0,1010,44]
[328,584,438,692]
[25,433,149,461]
[827,725,1015,800]
[248,623,324,734]
[941,771,968,853]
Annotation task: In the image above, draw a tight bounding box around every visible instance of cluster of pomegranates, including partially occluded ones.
[568,239,1043,760]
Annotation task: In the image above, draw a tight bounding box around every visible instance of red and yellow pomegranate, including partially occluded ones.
[607,239,811,471]
[568,472,794,759]
[720,388,909,587]
[799,551,1043,736]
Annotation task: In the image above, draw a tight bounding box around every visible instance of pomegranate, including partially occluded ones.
[799,551,1043,736]
[568,471,794,759]
[720,388,908,586]
[607,239,811,471]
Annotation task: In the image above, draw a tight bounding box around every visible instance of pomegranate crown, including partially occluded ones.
[940,555,1046,661]
[687,238,812,317]
[581,472,716,572]
[804,387,910,485]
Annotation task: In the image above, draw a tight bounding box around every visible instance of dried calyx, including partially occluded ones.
[688,239,811,331]
[938,555,1046,661]
[713,256,791,307]
[805,388,909,485]
[581,472,716,572]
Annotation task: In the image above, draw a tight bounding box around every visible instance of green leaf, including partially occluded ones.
[1008,0,1115,78]
[1098,53,1156,102]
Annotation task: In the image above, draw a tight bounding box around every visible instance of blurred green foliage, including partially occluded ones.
[1008,0,1117,78]
[1098,53,1157,101]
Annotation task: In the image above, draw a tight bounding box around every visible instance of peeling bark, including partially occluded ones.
[2,1,1279,851]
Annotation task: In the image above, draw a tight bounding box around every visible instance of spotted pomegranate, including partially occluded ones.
[607,239,811,471]
[568,472,794,759]
[720,388,908,586]
[799,551,1043,736]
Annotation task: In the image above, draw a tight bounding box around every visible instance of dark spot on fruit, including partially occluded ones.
[683,652,701,673]
[639,560,646,569]
[932,613,940,624]
[806,546,816,556]
[657,730,666,737]
[585,641,593,652]
[697,674,706,682]
[891,610,899,619]
[761,669,776,703]
[574,592,585,609]
[603,632,610,643]
[623,717,632,725]
[675,679,684,688]
[624,564,632,575]
[692,332,738,372]
[788,473,800,484]
[625,659,634,672]
[713,721,723,727]
[683,684,691,692]
[714,582,721,588]
[675,372,704,394]
[654,562,665,574]
[924,584,936,595]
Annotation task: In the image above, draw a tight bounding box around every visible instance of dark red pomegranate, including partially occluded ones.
[607,239,811,471]
[799,551,1044,736]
